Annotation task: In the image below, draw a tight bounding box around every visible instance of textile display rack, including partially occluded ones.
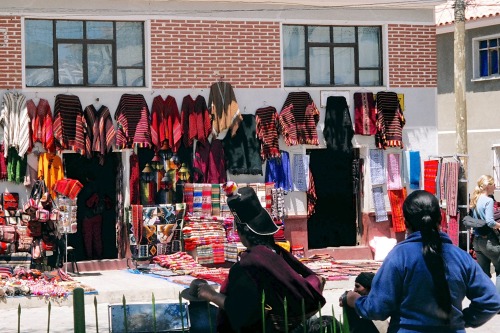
[56,196,78,274]
[428,154,469,251]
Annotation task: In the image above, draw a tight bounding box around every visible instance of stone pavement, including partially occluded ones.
[0,269,498,332]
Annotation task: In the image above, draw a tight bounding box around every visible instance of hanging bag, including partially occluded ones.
[24,179,47,215]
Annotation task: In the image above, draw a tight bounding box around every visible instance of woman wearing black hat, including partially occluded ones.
[197,184,326,333]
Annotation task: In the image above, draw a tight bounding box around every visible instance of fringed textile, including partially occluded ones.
[279,92,320,146]
[369,149,385,186]
[375,91,405,149]
[388,188,407,233]
[408,151,421,190]
[323,96,354,153]
[386,153,402,190]
[372,186,388,222]
[292,154,309,192]
[448,213,459,246]
[265,151,292,192]
[444,161,459,216]
[255,106,281,160]
[354,92,377,136]
[129,153,140,205]
[423,160,439,195]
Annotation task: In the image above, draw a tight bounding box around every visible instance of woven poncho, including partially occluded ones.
[279,92,320,146]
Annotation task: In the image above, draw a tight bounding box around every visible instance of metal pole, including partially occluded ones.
[454,0,468,167]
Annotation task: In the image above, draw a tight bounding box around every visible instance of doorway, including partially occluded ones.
[64,153,119,261]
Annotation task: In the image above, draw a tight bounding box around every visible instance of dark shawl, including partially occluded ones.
[323,96,354,154]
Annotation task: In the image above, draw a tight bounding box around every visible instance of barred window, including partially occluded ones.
[283,25,383,87]
[25,19,145,87]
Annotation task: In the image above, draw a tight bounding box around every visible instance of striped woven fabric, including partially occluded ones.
[375,91,405,149]
[2,92,30,158]
[115,94,152,149]
[279,92,320,146]
[201,183,213,216]
[151,95,181,152]
[372,186,388,222]
[193,183,203,216]
[53,94,87,155]
[255,106,281,160]
[354,92,377,136]
[386,153,402,190]
[444,161,459,217]
[129,153,140,205]
[423,159,440,195]
[211,184,221,216]
[83,104,115,161]
[388,188,407,233]
[131,205,143,244]
[183,183,195,214]
[26,98,55,153]
[448,213,459,246]
[181,95,211,147]
[0,144,7,180]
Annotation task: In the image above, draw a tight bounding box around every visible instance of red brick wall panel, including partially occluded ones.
[388,24,437,88]
[0,16,22,89]
[150,20,281,89]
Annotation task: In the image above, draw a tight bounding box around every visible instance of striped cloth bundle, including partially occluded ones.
[211,184,221,216]
[212,243,225,264]
[224,242,246,262]
[183,183,194,214]
[193,183,203,216]
[201,184,213,216]
[196,245,214,265]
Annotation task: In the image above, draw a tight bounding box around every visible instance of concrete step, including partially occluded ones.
[307,245,373,260]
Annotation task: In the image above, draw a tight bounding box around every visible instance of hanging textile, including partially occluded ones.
[181,95,211,147]
[114,94,152,149]
[388,188,407,233]
[1,91,30,158]
[292,154,309,192]
[193,183,203,216]
[279,91,320,146]
[448,212,460,246]
[208,81,242,137]
[407,151,421,190]
[222,114,262,175]
[53,94,87,155]
[255,106,281,160]
[37,152,63,198]
[323,96,354,154]
[423,159,440,195]
[369,149,385,186]
[183,183,195,214]
[129,153,140,205]
[7,147,27,184]
[375,91,405,149]
[193,139,227,184]
[439,159,446,201]
[151,95,182,152]
[353,92,377,136]
[265,151,292,192]
[131,205,143,247]
[0,144,7,180]
[307,168,317,218]
[83,104,115,163]
[372,186,388,222]
[444,160,459,217]
[26,98,55,153]
[386,153,402,190]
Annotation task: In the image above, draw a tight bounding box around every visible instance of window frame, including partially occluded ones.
[24,18,146,88]
[282,24,383,87]
[472,33,500,81]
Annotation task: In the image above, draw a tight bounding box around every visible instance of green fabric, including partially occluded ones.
[7,147,27,184]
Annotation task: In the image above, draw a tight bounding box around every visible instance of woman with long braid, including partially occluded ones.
[345,190,500,332]
[470,175,500,291]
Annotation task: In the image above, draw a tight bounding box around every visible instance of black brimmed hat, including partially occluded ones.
[180,278,209,302]
[227,186,279,236]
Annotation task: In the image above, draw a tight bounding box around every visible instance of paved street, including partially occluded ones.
[0,269,498,332]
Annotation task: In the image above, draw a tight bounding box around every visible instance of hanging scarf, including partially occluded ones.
[354,92,377,136]
[423,159,440,195]
[388,188,407,233]
[369,149,385,186]
[372,186,388,222]
[386,153,402,190]
[129,153,140,205]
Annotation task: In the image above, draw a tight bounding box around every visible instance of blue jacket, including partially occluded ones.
[355,232,500,333]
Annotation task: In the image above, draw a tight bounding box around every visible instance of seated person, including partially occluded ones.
[340,272,385,333]
[197,183,327,333]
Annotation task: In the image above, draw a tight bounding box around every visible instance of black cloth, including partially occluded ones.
[323,96,354,154]
[218,244,325,333]
[345,306,379,333]
[222,114,263,175]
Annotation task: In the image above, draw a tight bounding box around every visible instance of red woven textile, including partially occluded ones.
[388,188,407,233]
